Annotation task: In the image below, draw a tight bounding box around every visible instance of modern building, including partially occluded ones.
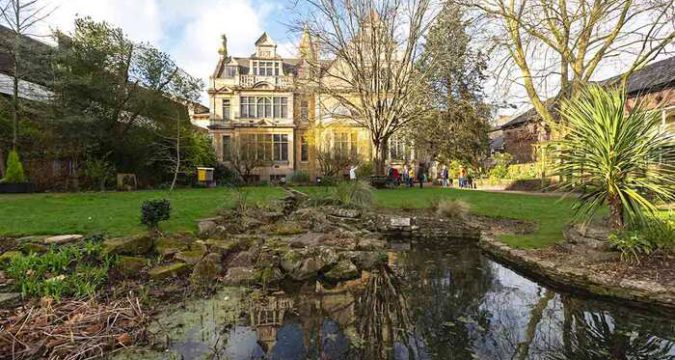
[200,30,412,182]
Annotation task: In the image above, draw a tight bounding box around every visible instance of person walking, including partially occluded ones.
[441,165,449,188]
[417,162,425,189]
[408,163,415,188]
[349,164,359,181]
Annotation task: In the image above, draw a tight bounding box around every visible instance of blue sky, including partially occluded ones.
[39,0,304,104]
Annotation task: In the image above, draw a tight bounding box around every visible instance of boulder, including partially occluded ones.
[269,222,305,236]
[103,235,154,256]
[148,262,191,281]
[115,256,147,278]
[20,242,48,254]
[255,266,284,284]
[190,253,223,285]
[280,249,304,273]
[175,248,207,265]
[229,250,256,267]
[224,266,256,284]
[281,247,339,281]
[205,238,239,256]
[355,238,386,251]
[197,220,217,238]
[0,251,22,265]
[324,259,359,282]
[44,234,84,245]
[154,237,190,256]
[329,208,361,219]
[0,292,21,308]
[343,251,387,271]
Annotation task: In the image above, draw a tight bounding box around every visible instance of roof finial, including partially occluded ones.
[218,34,228,58]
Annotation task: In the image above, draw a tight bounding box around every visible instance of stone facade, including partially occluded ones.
[198,30,412,182]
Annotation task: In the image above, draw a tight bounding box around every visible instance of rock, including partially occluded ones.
[205,239,239,256]
[16,235,47,243]
[224,266,256,284]
[115,256,147,278]
[269,222,305,236]
[356,238,386,251]
[0,251,22,265]
[154,237,190,256]
[20,242,48,254]
[197,220,217,239]
[329,208,361,219]
[229,250,256,267]
[255,266,284,284]
[0,292,21,308]
[282,247,339,281]
[104,235,154,256]
[191,253,222,285]
[148,263,191,280]
[44,234,84,245]
[175,248,206,265]
[324,259,359,282]
[390,217,411,227]
[343,251,387,271]
[564,225,610,250]
[280,249,304,273]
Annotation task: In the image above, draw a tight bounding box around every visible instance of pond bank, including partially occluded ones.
[479,234,675,312]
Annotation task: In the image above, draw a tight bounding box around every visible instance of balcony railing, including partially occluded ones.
[240,75,294,88]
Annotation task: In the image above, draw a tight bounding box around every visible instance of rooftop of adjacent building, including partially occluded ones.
[499,56,675,130]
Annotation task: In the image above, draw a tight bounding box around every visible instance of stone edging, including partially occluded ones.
[478,234,675,313]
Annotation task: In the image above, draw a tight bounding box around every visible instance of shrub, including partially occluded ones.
[609,217,674,263]
[140,199,171,230]
[214,163,241,186]
[332,181,374,209]
[2,150,26,183]
[433,199,471,219]
[4,239,113,299]
[83,156,114,191]
[289,171,311,185]
[489,164,508,179]
[608,231,655,264]
[356,162,374,179]
[555,86,674,229]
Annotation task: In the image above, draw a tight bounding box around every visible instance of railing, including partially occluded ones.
[240,75,294,88]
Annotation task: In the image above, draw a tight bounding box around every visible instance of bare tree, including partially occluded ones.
[227,138,268,184]
[466,0,675,131]
[293,0,441,175]
[0,0,52,149]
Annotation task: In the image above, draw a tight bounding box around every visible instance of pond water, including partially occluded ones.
[119,241,675,360]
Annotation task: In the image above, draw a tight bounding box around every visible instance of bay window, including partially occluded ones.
[240,96,288,119]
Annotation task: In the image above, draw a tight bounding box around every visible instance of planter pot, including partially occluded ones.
[0,182,35,193]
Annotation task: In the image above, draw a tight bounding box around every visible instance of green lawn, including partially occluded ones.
[0,187,578,248]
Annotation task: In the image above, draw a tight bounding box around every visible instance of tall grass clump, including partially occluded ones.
[3,239,114,299]
[554,86,674,230]
[332,181,374,209]
[433,199,471,220]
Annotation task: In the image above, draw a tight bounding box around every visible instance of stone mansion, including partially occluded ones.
[192,30,412,182]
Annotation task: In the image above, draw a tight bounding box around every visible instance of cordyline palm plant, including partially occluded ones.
[555,86,674,230]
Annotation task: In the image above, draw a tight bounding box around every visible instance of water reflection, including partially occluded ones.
[147,242,675,360]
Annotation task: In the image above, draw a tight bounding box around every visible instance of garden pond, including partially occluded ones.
[116,240,675,360]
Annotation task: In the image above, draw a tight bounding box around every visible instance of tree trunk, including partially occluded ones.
[0,147,5,178]
[170,115,181,192]
[373,137,389,176]
[12,31,20,149]
[608,192,624,230]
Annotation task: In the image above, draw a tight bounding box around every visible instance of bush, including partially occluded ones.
[356,162,374,179]
[140,199,171,230]
[433,199,471,219]
[214,163,241,186]
[83,157,114,191]
[4,239,113,299]
[2,150,26,183]
[289,171,311,185]
[489,164,508,179]
[608,217,674,263]
[608,231,655,264]
[332,181,374,209]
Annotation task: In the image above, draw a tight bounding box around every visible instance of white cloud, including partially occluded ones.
[26,0,298,104]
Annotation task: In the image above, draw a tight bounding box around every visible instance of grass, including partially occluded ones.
[1,187,580,248]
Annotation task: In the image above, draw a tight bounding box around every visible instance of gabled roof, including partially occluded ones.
[255,32,276,46]
[500,55,675,130]
[598,56,675,95]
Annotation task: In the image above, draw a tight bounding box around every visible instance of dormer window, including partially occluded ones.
[225,66,237,78]
[253,61,280,76]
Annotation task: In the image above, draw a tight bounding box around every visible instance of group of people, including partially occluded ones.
[386,162,476,189]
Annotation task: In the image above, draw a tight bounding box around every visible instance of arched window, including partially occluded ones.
[257,97,272,118]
